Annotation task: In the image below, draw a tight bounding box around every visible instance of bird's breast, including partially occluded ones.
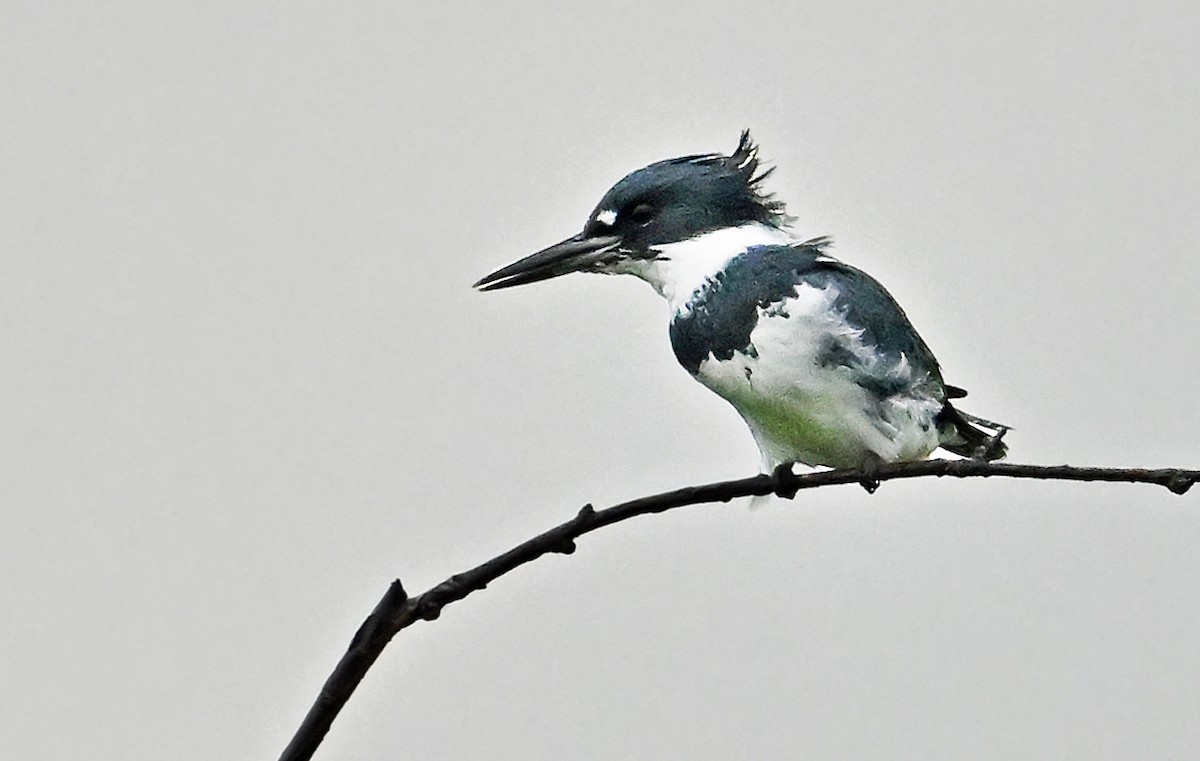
[671,283,942,468]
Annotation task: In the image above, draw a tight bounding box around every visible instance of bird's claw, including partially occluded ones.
[772,462,800,499]
[858,456,881,494]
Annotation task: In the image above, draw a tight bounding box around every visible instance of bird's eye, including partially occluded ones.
[627,203,655,225]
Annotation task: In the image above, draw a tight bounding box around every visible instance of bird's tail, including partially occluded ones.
[936,402,1009,460]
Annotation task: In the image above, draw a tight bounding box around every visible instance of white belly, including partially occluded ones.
[692,284,942,470]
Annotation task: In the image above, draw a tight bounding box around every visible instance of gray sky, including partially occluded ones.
[3,2,1199,759]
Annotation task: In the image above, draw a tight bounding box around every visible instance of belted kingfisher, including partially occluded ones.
[474,132,1007,481]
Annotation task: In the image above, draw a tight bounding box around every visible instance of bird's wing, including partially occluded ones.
[792,243,1011,458]
[802,260,942,376]
[765,242,952,397]
[670,240,950,399]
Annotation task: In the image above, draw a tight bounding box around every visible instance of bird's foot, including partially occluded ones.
[772,461,800,499]
[858,456,881,494]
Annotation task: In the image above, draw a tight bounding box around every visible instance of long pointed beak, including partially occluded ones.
[473,233,621,291]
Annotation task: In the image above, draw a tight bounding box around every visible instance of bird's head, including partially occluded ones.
[473,131,790,291]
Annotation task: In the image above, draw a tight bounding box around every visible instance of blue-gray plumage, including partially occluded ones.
[474,132,1007,476]
[668,239,938,380]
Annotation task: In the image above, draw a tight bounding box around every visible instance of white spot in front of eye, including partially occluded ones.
[596,209,617,227]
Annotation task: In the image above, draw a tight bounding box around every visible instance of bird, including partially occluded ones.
[473,131,1007,488]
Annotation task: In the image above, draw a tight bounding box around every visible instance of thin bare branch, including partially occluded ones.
[279,459,1197,761]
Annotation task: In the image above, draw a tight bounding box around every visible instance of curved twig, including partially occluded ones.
[278,459,1197,761]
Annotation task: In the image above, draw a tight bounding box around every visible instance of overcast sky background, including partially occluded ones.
[3,2,1199,759]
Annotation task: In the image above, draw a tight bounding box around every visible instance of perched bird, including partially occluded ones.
[474,132,1007,485]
